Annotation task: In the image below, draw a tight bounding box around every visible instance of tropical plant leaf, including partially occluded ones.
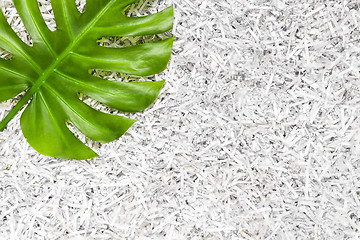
[0,0,174,160]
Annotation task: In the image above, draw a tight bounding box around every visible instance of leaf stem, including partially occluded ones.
[0,88,34,132]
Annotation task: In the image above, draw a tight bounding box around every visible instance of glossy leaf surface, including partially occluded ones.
[0,0,174,159]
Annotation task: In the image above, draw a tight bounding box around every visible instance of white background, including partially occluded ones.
[1,0,360,239]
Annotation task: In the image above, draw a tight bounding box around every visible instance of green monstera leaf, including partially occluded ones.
[0,0,174,159]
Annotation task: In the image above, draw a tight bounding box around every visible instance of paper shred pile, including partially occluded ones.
[1,0,360,239]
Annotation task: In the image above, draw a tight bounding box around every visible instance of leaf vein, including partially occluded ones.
[25,0,57,57]
[44,84,114,136]
[54,70,115,95]
[0,36,42,74]
[0,65,34,83]
[37,91,73,149]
